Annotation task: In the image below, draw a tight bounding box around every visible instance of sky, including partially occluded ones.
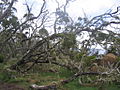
[14,0,120,51]
[67,0,120,17]
[14,0,120,19]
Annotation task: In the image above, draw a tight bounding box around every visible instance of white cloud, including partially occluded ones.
[14,0,26,19]
[66,0,119,18]
[14,0,45,19]
[14,0,120,19]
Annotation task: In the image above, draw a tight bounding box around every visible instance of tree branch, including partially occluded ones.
[30,71,105,90]
[0,0,15,22]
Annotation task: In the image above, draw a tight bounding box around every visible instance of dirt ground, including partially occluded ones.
[0,82,25,90]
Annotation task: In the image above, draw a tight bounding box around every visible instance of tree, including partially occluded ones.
[0,0,120,89]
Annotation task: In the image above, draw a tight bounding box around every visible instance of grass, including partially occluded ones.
[0,63,119,90]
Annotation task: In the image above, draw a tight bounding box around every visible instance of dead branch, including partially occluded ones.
[0,0,15,22]
[29,71,104,90]
[2,0,47,44]
[9,33,67,70]
[30,84,57,90]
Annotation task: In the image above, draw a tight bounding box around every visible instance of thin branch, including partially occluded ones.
[2,0,46,44]
[0,0,15,22]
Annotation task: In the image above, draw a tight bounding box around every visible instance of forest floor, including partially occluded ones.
[0,63,119,90]
[0,82,25,90]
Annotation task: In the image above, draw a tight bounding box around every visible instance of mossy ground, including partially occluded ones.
[0,63,119,90]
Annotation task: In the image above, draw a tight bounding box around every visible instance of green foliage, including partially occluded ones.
[9,15,19,27]
[86,56,96,61]
[95,31,108,41]
[0,63,119,90]
[81,55,96,66]
[39,28,49,37]
[1,19,11,28]
[0,0,120,90]
[75,52,85,61]
[64,79,83,90]
[0,71,12,82]
[62,33,77,50]
[59,68,73,78]
[117,57,120,61]
[1,15,19,29]
[84,56,96,64]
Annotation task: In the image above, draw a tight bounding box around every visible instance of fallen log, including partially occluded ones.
[29,84,57,90]
[29,72,103,90]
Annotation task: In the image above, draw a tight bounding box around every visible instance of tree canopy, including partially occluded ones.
[0,0,120,89]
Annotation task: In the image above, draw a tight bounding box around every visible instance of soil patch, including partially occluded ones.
[0,82,25,90]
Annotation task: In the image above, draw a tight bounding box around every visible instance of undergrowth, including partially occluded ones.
[0,62,119,90]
